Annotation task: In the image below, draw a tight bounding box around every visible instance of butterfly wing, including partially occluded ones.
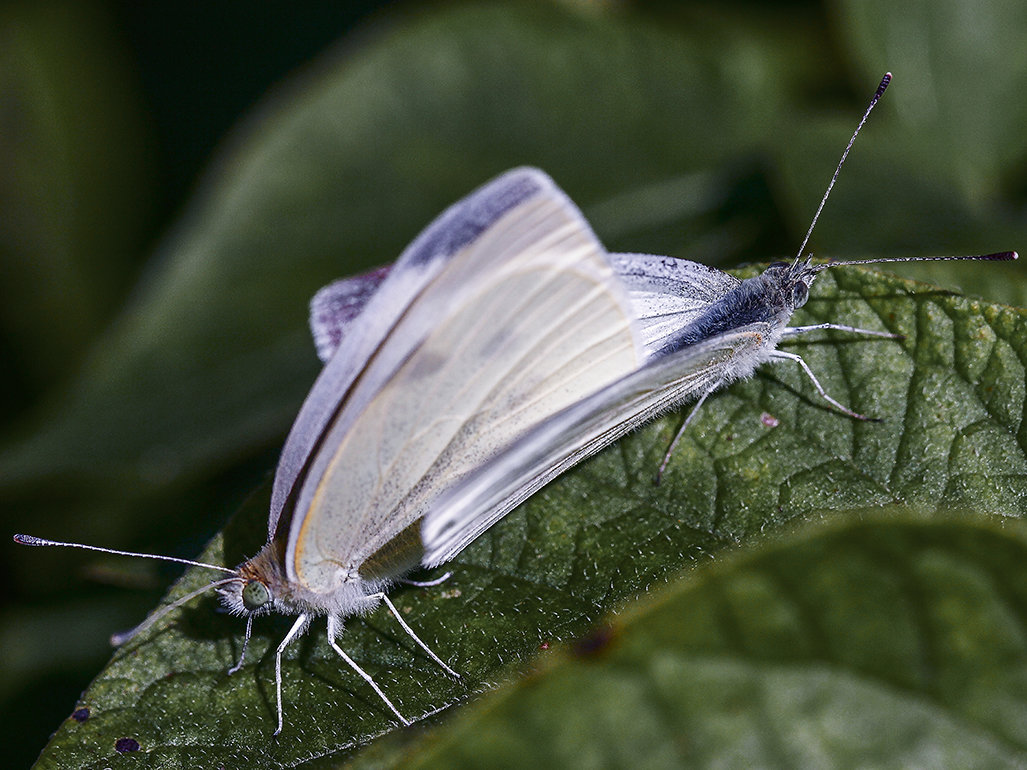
[283,169,646,592]
[610,253,740,354]
[309,266,391,363]
[269,169,556,538]
[420,324,770,567]
[307,253,740,363]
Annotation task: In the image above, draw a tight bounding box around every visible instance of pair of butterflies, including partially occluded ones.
[247,165,814,733]
[18,73,1014,735]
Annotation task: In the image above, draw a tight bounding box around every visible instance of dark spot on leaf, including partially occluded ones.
[115,737,140,753]
[572,625,616,658]
[71,708,89,723]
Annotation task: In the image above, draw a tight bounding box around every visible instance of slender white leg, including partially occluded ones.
[273,614,309,736]
[656,382,720,484]
[227,615,253,675]
[782,322,901,339]
[398,571,452,588]
[375,593,460,679]
[656,325,892,483]
[771,350,871,420]
[326,615,410,726]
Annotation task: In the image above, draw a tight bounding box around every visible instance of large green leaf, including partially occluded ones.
[0,3,152,402]
[32,271,1027,767]
[393,514,1027,769]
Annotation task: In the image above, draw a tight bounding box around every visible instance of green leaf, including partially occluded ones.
[392,515,1027,769]
[32,270,1027,767]
[0,3,786,498]
[836,0,1027,192]
[0,2,153,400]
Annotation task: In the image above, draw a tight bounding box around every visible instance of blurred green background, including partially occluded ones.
[1,0,1024,765]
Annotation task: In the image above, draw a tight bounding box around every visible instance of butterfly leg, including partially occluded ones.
[656,380,723,485]
[227,614,254,675]
[375,592,460,679]
[770,350,874,420]
[273,613,309,736]
[398,571,452,588]
[782,322,901,339]
[326,613,411,726]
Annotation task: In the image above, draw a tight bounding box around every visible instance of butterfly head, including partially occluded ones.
[216,543,285,618]
[762,257,817,315]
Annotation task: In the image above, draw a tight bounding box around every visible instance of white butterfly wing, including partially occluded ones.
[270,169,557,538]
[306,249,740,364]
[610,252,740,355]
[420,325,770,567]
[284,170,645,592]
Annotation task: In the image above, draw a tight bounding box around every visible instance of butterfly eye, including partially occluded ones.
[792,282,809,308]
[242,580,271,611]
[768,261,789,270]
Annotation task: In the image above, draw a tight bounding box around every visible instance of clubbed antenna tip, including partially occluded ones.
[13,534,46,546]
[876,72,892,98]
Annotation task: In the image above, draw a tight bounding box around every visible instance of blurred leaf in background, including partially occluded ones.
[2,1,1026,767]
[0,1,153,423]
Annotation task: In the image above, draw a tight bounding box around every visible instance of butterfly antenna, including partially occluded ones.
[13,533,236,574]
[795,72,892,261]
[817,250,1017,270]
[110,576,242,646]
[13,534,244,647]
